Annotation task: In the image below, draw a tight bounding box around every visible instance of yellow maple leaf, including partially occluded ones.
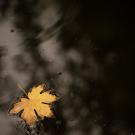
[9,84,57,126]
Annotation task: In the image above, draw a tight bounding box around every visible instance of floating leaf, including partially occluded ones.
[9,84,57,126]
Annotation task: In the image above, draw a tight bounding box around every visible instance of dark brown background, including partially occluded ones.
[0,0,133,135]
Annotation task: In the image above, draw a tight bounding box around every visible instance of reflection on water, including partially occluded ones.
[0,0,133,135]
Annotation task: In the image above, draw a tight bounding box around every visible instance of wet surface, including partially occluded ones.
[0,0,133,135]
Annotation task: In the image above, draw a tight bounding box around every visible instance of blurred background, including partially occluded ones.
[0,0,133,135]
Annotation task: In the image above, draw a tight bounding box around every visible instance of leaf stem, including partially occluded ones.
[17,84,29,99]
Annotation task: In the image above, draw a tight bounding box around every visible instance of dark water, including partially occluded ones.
[0,0,133,135]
